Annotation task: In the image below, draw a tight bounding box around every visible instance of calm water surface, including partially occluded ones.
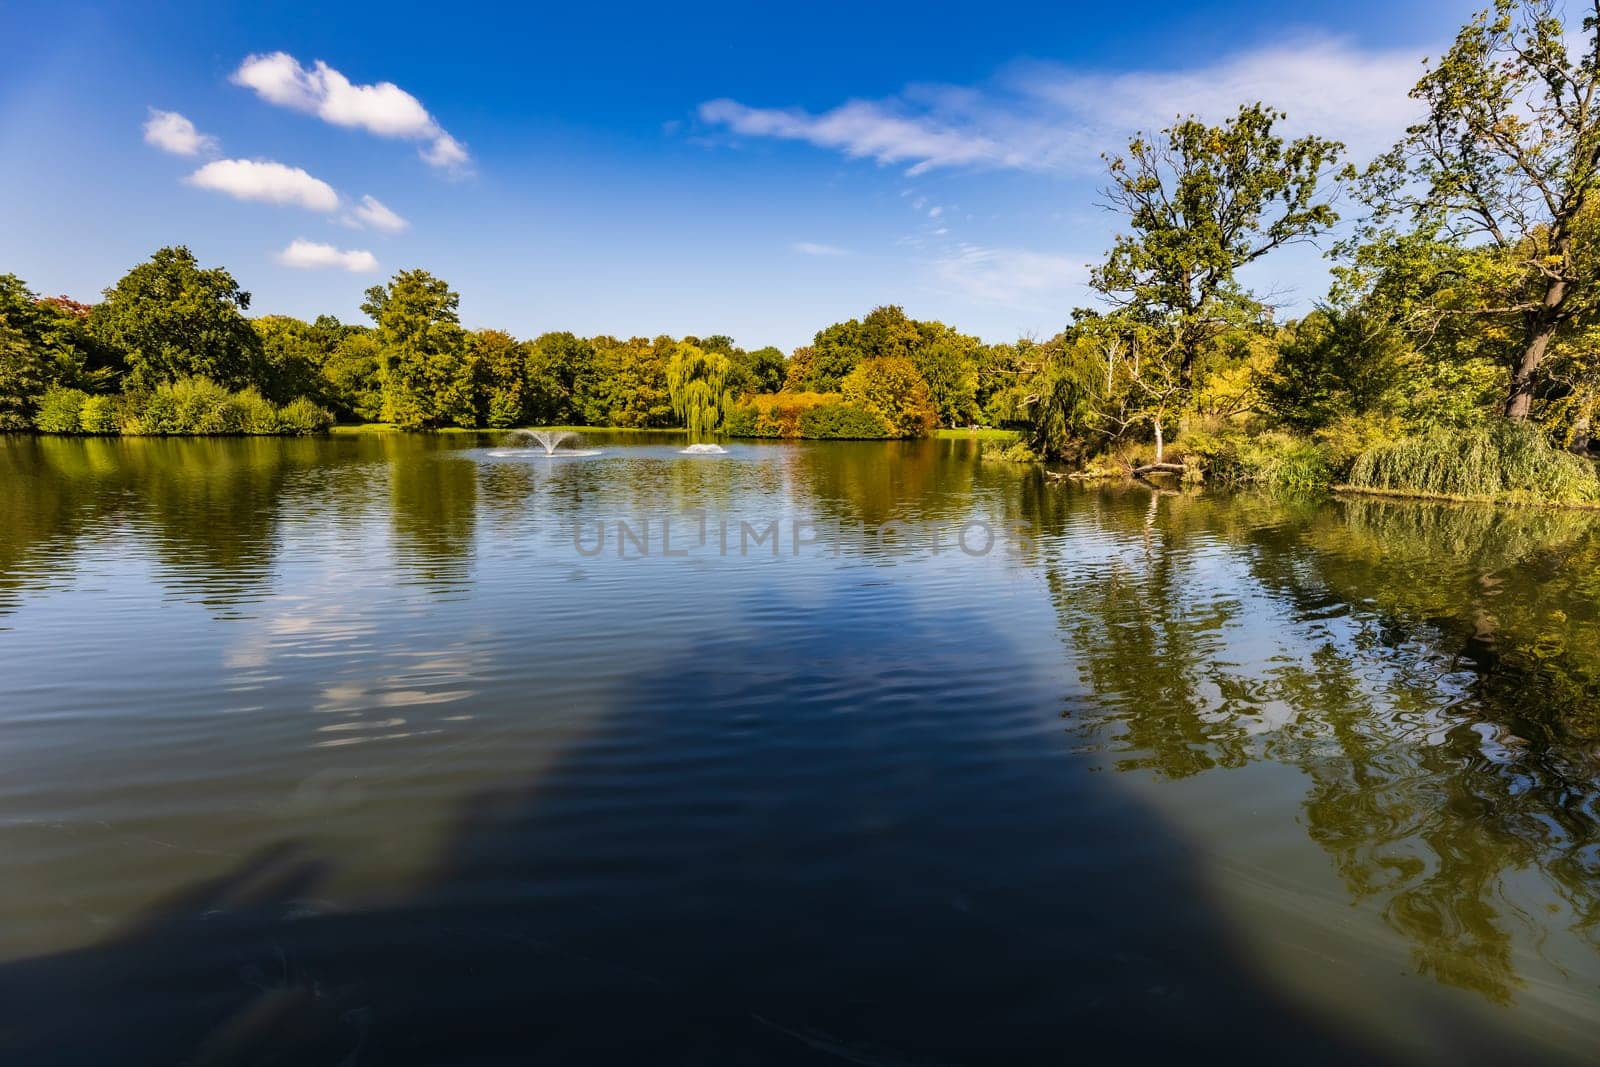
[2,432,1599,1064]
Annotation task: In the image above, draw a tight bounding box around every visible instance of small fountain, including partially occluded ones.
[487,429,602,458]
[527,429,576,455]
[679,442,729,455]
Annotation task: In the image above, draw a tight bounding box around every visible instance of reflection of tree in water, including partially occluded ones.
[791,439,950,528]
[1268,641,1531,1004]
[1056,551,1257,779]
[0,436,344,617]
[1030,486,1600,1005]
[384,435,478,594]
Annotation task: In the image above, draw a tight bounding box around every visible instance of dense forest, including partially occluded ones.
[5,0,1600,504]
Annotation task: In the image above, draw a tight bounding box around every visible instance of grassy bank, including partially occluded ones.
[934,427,1020,441]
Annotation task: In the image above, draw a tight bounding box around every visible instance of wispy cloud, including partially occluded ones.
[792,241,849,257]
[275,239,379,273]
[185,159,340,212]
[232,52,471,174]
[928,244,1089,309]
[345,194,409,233]
[142,108,217,156]
[699,38,1425,175]
[699,98,1014,176]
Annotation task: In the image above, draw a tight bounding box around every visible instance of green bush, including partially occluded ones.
[979,436,1038,463]
[171,377,239,434]
[723,392,892,439]
[798,401,892,439]
[35,387,88,433]
[126,386,178,434]
[234,388,281,434]
[78,393,120,434]
[277,397,334,435]
[721,404,758,437]
[1348,421,1600,505]
[96,379,329,436]
[1182,430,1333,492]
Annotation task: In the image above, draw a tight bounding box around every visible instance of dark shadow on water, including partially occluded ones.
[0,580,1419,1067]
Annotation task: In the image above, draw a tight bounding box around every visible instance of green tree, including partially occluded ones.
[472,328,528,428]
[525,331,597,424]
[1264,306,1411,430]
[1092,104,1343,401]
[1018,329,1120,462]
[666,341,730,439]
[797,305,923,392]
[0,319,43,430]
[589,336,674,427]
[0,275,109,428]
[251,315,328,405]
[801,320,866,391]
[911,321,981,426]
[91,247,263,392]
[976,340,1030,425]
[320,330,383,422]
[840,356,938,438]
[362,269,474,428]
[783,345,818,392]
[692,335,788,397]
[736,345,787,394]
[1353,0,1600,419]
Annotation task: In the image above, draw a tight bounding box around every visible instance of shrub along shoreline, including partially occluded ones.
[33,379,332,436]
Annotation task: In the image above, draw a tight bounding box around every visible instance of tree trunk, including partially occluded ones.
[1505,270,1570,420]
[1153,417,1164,463]
[1504,323,1556,419]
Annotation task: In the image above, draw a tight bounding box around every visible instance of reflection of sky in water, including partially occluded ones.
[1,434,1599,1063]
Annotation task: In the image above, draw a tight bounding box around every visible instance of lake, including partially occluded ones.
[2,431,1599,1065]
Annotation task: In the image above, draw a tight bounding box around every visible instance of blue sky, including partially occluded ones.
[2,0,1468,351]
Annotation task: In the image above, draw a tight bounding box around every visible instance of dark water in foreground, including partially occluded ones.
[2,431,1599,1065]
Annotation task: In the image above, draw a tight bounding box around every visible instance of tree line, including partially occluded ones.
[0,249,1018,440]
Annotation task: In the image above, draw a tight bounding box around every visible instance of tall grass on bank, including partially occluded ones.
[1347,421,1600,506]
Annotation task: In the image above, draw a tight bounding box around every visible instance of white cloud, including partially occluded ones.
[699,98,1013,176]
[699,38,1425,175]
[143,108,217,156]
[275,239,379,273]
[792,241,849,256]
[929,244,1090,308]
[232,52,471,173]
[186,159,340,212]
[346,194,409,233]
[420,132,469,170]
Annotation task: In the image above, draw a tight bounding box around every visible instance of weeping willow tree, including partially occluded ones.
[666,342,731,441]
